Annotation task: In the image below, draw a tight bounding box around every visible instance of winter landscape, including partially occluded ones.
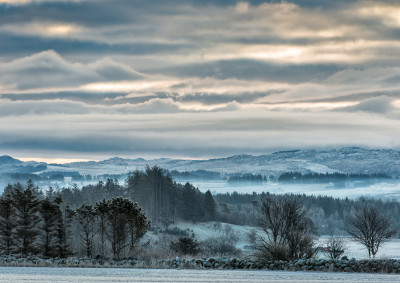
[3,0,400,282]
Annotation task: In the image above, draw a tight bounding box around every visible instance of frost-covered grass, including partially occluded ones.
[1,267,400,282]
[145,221,400,260]
[317,236,400,260]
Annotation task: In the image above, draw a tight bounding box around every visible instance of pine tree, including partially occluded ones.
[53,197,75,258]
[39,197,59,257]
[204,190,217,220]
[11,183,41,257]
[127,202,151,254]
[94,199,109,259]
[0,194,15,255]
[76,203,97,258]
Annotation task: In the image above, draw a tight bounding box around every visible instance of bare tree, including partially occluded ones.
[323,235,348,259]
[346,205,395,258]
[257,195,317,261]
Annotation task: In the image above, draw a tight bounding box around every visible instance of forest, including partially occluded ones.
[277,171,393,184]
[0,166,399,260]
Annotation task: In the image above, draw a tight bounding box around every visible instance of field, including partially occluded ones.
[1,267,400,283]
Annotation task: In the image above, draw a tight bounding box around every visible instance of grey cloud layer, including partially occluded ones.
[1,0,400,158]
[0,50,144,89]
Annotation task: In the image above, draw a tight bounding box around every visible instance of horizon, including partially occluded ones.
[4,145,400,164]
[1,1,400,159]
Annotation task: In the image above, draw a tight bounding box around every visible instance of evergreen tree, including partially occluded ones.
[103,197,150,259]
[180,183,204,222]
[127,202,151,254]
[94,199,109,258]
[39,197,59,257]
[0,194,15,255]
[53,197,75,258]
[204,190,216,220]
[170,237,201,255]
[11,183,41,257]
[76,203,97,258]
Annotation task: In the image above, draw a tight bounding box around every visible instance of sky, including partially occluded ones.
[1,0,400,162]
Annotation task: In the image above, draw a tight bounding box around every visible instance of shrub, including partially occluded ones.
[170,237,201,256]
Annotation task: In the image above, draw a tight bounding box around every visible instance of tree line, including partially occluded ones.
[0,181,74,257]
[55,166,217,226]
[0,167,218,258]
[0,181,150,260]
[278,171,392,183]
[214,192,400,236]
[257,194,396,260]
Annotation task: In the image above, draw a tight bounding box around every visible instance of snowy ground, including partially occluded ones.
[0,267,399,282]
[317,236,400,260]
[145,221,400,260]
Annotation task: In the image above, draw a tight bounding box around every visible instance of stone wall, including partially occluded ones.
[1,256,400,273]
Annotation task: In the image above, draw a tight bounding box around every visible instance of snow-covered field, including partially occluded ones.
[145,221,400,260]
[0,267,399,282]
[317,236,400,260]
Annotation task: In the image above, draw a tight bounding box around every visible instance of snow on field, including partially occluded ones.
[1,267,399,282]
[146,221,400,260]
[317,236,400,260]
[174,221,258,251]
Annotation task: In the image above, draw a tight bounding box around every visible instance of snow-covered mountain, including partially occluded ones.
[2,147,400,177]
[0,155,47,174]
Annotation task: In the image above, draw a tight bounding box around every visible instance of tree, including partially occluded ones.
[126,167,176,227]
[126,202,151,254]
[53,197,75,258]
[346,205,395,258]
[11,183,41,257]
[94,197,150,260]
[257,195,316,261]
[204,190,216,220]
[76,203,97,258]
[39,197,60,257]
[106,198,131,259]
[323,235,348,259]
[180,183,204,222]
[170,236,201,255]
[0,194,15,255]
[94,199,109,259]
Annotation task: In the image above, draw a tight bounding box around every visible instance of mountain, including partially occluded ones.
[0,155,47,174]
[57,147,400,177]
[2,147,400,177]
[0,155,22,165]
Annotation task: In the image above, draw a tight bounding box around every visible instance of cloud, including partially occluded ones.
[2,0,400,159]
[88,57,146,81]
[1,109,400,158]
[152,59,340,83]
[0,50,145,90]
[338,96,399,115]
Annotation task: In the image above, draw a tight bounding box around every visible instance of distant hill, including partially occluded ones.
[0,155,22,165]
[2,147,400,178]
